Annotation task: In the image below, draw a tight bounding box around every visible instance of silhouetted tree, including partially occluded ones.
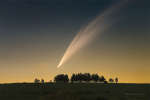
[83,73,91,82]
[115,77,118,83]
[54,74,69,83]
[99,76,106,83]
[64,74,69,82]
[104,80,108,84]
[71,73,92,83]
[109,78,114,83]
[71,74,76,83]
[41,78,44,83]
[34,78,40,83]
[78,73,82,82]
[91,74,99,82]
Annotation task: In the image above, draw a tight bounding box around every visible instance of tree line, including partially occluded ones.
[54,73,118,83]
[34,73,118,83]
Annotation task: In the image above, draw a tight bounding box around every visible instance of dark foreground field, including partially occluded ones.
[0,83,149,100]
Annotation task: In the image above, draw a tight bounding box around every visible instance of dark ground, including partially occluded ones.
[0,83,149,100]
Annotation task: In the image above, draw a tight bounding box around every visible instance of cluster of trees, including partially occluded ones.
[109,78,118,83]
[54,74,69,83]
[34,78,44,83]
[34,73,118,84]
[54,73,118,83]
[70,73,106,83]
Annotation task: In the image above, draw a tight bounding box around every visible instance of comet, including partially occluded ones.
[57,0,129,68]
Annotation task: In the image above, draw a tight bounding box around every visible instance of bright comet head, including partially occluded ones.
[57,63,61,68]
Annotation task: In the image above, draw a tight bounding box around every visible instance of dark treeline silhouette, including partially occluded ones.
[34,73,118,84]
[53,73,118,83]
[54,74,69,83]
[70,73,106,83]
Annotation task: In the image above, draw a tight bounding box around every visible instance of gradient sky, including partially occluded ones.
[0,0,150,83]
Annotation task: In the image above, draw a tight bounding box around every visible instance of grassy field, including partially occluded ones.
[0,83,149,100]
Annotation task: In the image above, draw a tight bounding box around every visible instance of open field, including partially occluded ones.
[0,83,149,100]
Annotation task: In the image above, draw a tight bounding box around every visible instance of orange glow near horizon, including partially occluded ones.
[0,43,150,84]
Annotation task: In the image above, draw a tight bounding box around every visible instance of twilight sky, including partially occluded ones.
[0,0,150,83]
